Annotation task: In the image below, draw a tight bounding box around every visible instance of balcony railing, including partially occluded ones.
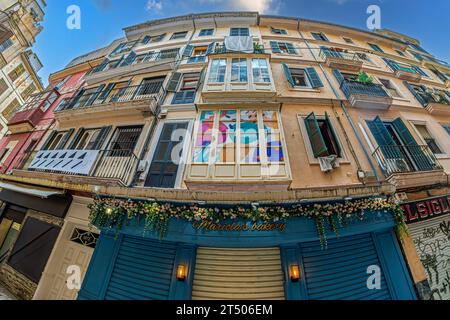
[91,49,180,74]
[213,44,265,54]
[372,145,442,177]
[26,148,139,186]
[319,49,361,61]
[55,82,164,113]
[340,80,389,100]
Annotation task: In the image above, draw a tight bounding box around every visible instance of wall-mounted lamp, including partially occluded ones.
[177,264,187,281]
[290,265,301,282]
[105,207,113,214]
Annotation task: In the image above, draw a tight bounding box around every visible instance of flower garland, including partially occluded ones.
[88,197,408,248]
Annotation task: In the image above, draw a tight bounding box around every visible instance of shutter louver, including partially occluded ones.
[56,129,74,150]
[366,116,403,160]
[270,41,281,53]
[120,51,136,67]
[167,72,182,92]
[305,112,328,158]
[67,128,85,149]
[332,69,345,86]
[286,43,296,54]
[182,45,194,58]
[305,67,324,88]
[41,131,57,150]
[325,112,341,157]
[282,63,295,87]
[92,126,112,150]
[206,42,215,55]
[301,234,392,300]
[403,81,427,106]
[104,236,177,300]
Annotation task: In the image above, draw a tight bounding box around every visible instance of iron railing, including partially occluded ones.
[213,44,265,54]
[319,49,361,62]
[27,148,139,186]
[91,49,180,74]
[340,80,389,100]
[55,82,164,112]
[372,144,442,176]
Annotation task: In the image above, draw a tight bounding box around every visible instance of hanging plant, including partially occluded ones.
[88,196,408,247]
[356,71,374,84]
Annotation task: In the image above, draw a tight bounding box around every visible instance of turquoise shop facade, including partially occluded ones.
[78,209,416,300]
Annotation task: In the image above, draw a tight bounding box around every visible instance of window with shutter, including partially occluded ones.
[368,43,384,53]
[304,112,341,158]
[403,81,428,106]
[167,72,182,92]
[305,68,323,88]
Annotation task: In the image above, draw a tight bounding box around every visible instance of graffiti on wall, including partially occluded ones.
[413,218,450,300]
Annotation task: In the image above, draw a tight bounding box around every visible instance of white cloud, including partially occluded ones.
[146,0,163,12]
[198,0,280,14]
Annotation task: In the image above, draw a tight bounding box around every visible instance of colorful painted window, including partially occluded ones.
[208,59,227,83]
[252,59,271,83]
[264,111,284,162]
[193,110,284,164]
[231,58,248,82]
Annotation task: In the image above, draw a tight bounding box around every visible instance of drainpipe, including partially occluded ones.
[131,15,198,186]
[298,20,381,183]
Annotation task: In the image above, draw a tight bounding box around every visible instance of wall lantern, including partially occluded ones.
[290,265,301,282]
[105,207,113,214]
[177,264,187,281]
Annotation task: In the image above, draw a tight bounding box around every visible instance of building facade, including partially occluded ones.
[0,12,449,300]
[0,0,45,138]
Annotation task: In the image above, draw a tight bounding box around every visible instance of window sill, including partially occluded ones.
[435,154,450,160]
[309,158,351,166]
[289,87,320,92]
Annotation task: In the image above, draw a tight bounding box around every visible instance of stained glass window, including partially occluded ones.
[193,110,284,165]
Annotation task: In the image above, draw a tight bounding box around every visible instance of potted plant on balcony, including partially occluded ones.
[253,42,263,54]
[356,71,374,84]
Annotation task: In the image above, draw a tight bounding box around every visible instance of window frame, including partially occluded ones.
[311,32,328,42]
[289,68,312,89]
[297,113,348,164]
[199,28,214,37]
[192,109,286,165]
[271,27,287,35]
[410,121,446,156]
[170,31,188,40]
[230,28,250,37]
[378,78,403,99]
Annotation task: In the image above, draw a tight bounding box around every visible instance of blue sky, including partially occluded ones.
[34,0,450,86]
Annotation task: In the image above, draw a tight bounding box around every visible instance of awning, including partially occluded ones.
[0,181,64,199]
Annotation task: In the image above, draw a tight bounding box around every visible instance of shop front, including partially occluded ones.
[78,198,416,300]
[0,181,72,299]
[401,195,450,300]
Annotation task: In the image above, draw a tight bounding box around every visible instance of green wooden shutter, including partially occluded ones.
[67,128,85,149]
[305,112,328,158]
[270,41,281,53]
[325,112,341,157]
[41,131,57,150]
[167,72,182,92]
[282,63,295,87]
[412,66,428,77]
[92,126,112,150]
[366,116,395,146]
[392,118,434,171]
[403,81,427,106]
[197,68,206,90]
[382,58,398,72]
[56,129,74,150]
[332,69,345,86]
[182,45,194,58]
[97,83,115,103]
[286,43,296,54]
[305,67,324,88]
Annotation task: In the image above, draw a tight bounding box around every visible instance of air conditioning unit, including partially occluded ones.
[137,160,148,172]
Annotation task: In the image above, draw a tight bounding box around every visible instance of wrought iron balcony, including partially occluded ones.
[372,144,442,177]
[26,148,139,186]
[415,89,450,116]
[340,80,392,109]
[55,82,164,114]
[319,49,363,71]
[392,63,422,82]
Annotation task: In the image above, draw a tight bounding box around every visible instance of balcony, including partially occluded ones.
[21,148,139,186]
[392,64,422,82]
[422,91,450,116]
[372,145,445,189]
[340,80,393,109]
[7,90,59,134]
[212,43,265,55]
[319,49,363,72]
[54,82,165,120]
[84,49,180,85]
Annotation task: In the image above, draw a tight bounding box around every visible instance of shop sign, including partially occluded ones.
[401,195,450,224]
[192,220,286,232]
